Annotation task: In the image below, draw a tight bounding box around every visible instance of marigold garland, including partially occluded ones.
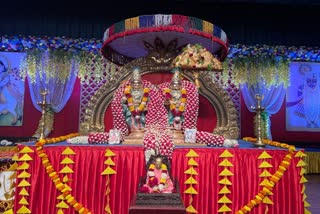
[124,85,150,115]
[236,137,296,214]
[163,87,187,116]
[35,133,92,214]
[147,163,168,191]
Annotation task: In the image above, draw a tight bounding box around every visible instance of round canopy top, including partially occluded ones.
[101,14,229,65]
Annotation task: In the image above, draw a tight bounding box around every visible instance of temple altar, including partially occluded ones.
[14,141,305,214]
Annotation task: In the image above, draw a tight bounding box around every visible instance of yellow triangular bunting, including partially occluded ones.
[18,196,29,205]
[300,176,308,184]
[304,208,311,214]
[185,177,198,184]
[259,169,272,177]
[105,206,112,214]
[62,175,70,183]
[61,157,74,164]
[105,149,116,157]
[262,196,274,205]
[300,168,307,176]
[18,154,33,161]
[19,188,29,196]
[17,162,30,170]
[219,159,233,167]
[56,201,69,209]
[218,177,232,185]
[218,204,232,212]
[184,186,198,194]
[219,168,233,176]
[104,158,116,166]
[304,201,311,207]
[18,179,31,187]
[218,195,232,203]
[297,160,306,167]
[8,162,18,171]
[301,185,306,194]
[57,208,64,214]
[258,151,272,159]
[259,161,273,168]
[19,146,34,154]
[64,183,72,191]
[16,205,31,214]
[219,150,233,158]
[62,147,76,155]
[12,153,19,161]
[295,151,307,158]
[188,158,199,166]
[18,171,31,178]
[186,205,198,213]
[259,178,270,186]
[57,194,65,200]
[219,186,231,194]
[184,167,198,175]
[59,166,74,174]
[101,166,116,175]
[303,193,307,201]
[186,149,199,157]
[3,209,14,214]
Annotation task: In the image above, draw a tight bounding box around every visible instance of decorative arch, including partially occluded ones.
[81,56,239,139]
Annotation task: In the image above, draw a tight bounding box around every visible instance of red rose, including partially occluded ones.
[148,177,158,187]
[140,186,150,193]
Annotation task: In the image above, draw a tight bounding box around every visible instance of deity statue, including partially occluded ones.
[141,156,174,193]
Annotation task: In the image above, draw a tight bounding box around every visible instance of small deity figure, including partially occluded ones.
[141,156,174,193]
[162,69,187,131]
[121,67,150,132]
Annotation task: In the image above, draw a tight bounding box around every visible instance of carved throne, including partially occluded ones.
[80,38,239,140]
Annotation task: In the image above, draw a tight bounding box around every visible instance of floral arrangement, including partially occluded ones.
[163,87,187,117]
[35,133,92,214]
[124,85,150,117]
[196,131,225,146]
[88,132,110,144]
[141,163,169,193]
[236,137,296,214]
[172,43,222,71]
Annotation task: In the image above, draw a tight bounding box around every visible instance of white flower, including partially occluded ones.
[161,173,167,179]
[147,171,155,177]
[158,184,164,191]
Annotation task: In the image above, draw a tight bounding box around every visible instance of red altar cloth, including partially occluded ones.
[14,145,304,214]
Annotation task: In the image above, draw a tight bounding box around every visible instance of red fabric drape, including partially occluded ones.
[15,146,303,214]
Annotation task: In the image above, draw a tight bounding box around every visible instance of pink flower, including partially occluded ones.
[148,177,158,187]
[140,185,150,193]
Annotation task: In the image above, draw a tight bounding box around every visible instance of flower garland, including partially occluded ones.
[163,87,187,117]
[35,133,92,214]
[146,163,168,192]
[236,137,296,214]
[196,131,225,146]
[124,85,150,116]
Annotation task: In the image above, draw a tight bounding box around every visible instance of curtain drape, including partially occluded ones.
[15,145,303,214]
[241,82,286,139]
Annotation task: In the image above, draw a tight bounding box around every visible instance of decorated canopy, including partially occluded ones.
[101,14,229,65]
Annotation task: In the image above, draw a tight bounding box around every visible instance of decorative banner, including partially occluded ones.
[0,52,25,126]
[295,151,311,214]
[16,146,34,214]
[258,151,273,207]
[101,149,116,214]
[56,147,76,214]
[184,149,199,213]
[286,62,320,131]
[218,150,233,213]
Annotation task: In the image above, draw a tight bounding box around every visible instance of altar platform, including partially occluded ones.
[14,141,305,214]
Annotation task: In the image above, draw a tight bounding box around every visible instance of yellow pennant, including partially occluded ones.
[184,167,198,175]
[258,161,273,168]
[259,178,270,186]
[18,196,29,205]
[218,195,232,203]
[19,146,34,154]
[259,169,272,177]
[218,177,232,185]
[304,208,311,214]
[57,194,65,200]
[12,153,19,161]
[258,151,272,159]
[56,201,69,209]
[59,166,74,174]
[18,154,33,161]
[186,149,199,157]
[185,177,198,185]
[62,175,71,183]
[186,204,198,213]
[18,171,31,179]
[301,185,306,194]
[300,168,307,176]
[57,208,65,214]
[3,209,14,214]
[18,179,31,187]
[218,159,233,167]
[218,204,232,212]
[101,166,116,175]
[16,205,31,214]
[304,200,311,207]
[218,186,231,194]
[303,193,307,201]
[184,186,198,194]
[19,188,29,196]
[104,158,116,166]
[105,149,116,157]
[188,158,199,166]
[17,162,30,170]
[219,150,233,158]
[294,151,307,158]
[219,168,233,176]
[61,157,74,164]
[296,160,306,167]
[300,176,308,184]
[62,147,76,155]
[105,205,112,214]
[262,196,274,205]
